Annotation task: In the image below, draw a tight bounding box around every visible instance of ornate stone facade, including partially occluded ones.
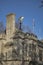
[0,13,43,65]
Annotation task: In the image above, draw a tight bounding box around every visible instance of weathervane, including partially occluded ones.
[32,18,35,33]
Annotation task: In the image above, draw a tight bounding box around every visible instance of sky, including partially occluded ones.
[0,0,43,40]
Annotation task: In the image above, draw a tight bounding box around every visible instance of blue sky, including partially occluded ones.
[0,0,43,40]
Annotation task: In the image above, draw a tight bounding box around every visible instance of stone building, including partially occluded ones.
[0,13,43,65]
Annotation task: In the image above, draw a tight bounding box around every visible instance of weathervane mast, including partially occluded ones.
[32,18,35,33]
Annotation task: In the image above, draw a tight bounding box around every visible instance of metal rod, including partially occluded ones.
[19,22,22,30]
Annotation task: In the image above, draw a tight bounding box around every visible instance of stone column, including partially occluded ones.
[6,13,16,40]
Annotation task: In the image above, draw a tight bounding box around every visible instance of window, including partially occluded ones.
[32,43,36,51]
[29,44,36,57]
[39,50,42,61]
[29,44,32,56]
